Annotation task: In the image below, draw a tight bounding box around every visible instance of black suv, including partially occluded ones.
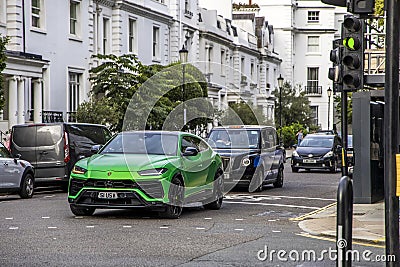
[207,125,285,192]
[10,123,112,189]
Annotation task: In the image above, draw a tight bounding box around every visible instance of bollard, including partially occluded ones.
[336,176,353,267]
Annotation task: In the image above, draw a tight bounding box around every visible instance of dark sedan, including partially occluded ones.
[291,134,342,173]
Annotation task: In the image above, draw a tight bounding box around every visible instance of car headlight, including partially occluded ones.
[72,165,87,175]
[242,157,251,167]
[138,168,168,176]
[323,151,334,158]
[292,151,299,157]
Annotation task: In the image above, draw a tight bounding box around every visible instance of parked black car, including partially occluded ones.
[10,123,112,189]
[207,125,285,192]
[291,134,342,173]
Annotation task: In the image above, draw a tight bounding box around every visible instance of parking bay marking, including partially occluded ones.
[224,201,320,210]
[225,194,335,202]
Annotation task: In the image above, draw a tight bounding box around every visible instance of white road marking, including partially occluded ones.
[74,216,83,219]
[204,218,212,220]
[160,226,169,229]
[42,216,50,219]
[272,230,281,233]
[235,218,244,221]
[43,195,55,198]
[9,227,18,230]
[48,226,57,229]
[234,229,244,231]
[5,217,13,220]
[268,219,277,222]
[122,225,132,228]
[226,194,335,201]
[224,201,320,210]
[196,227,205,230]
[86,226,95,228]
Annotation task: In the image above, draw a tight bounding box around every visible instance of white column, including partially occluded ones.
[33,79,43,123]
[8,76,18,129]
[17,77,25,124]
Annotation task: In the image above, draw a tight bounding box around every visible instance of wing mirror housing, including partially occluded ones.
[182,147,199,157]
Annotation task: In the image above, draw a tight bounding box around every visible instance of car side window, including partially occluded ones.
[263,129,276,149]
[0,145,11,158]
[181,136,198,153]
[190,136,209,152]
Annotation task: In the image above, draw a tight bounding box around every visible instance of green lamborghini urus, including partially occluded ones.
[68,131,223,218]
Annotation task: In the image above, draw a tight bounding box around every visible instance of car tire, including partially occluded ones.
[330,160,337,173]
[249,167,264,193]
[204,169,224,210]
[160,176,184,219]
[19,172,34,199]
[70,205,96,216]
[291,167,299,173]
[273,167,284,188]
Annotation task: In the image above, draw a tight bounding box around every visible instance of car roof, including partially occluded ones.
[304,134,336,139]
[119,130,199,137]
[12,122,107,128]
[211,125,275,130]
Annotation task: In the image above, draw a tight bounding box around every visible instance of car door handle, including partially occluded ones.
[40,151,48,155]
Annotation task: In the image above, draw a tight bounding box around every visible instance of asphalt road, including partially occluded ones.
[0,163,385,266]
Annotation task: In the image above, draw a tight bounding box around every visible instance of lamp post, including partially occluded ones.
[179,45,188,130]
[327,87,332,130]
[277,74,284,143]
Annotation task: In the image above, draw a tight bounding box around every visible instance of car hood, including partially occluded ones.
[296,147,331,156]
[213,149,259,157]
[83,153,178,172]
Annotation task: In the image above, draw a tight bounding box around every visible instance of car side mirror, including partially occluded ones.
[91,144,102,153]
[15,153,21,159]
[182,147,199,157]
[292,144,297,149]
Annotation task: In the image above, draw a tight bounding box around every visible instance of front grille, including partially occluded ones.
[69,178,138,196]
[221,157,230,171]
[299,154,323,160]
[77,191,144,206]
[137,180,164,199]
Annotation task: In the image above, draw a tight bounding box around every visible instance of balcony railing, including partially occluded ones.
[67,111,77,122]
[305,86,322,96]
[42,111,64,123]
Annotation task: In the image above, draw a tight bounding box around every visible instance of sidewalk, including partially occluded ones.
[294,201,385,245]
[285,148,386,245]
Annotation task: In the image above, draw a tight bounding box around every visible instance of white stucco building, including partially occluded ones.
[0,0,281,133]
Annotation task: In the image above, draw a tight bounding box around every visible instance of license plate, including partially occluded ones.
[98,192,118,199]
[303,159,316,163]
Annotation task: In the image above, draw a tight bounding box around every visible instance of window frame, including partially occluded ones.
[307,36,320,53]
[69,0,81,37]
[307,11,320,23]
[68,72,81,112]
[307,67,319,88]
[128,18,137,54]
[102,16,110,54]
[152,25,160,60]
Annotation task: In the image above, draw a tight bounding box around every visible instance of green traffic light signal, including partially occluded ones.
[343,37,361,51]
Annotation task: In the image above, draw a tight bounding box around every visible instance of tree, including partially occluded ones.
[76,97,119,128]
[333,93,352,125]
[273,82,313,128]
[0,35,9,112]
[219,101,271,126]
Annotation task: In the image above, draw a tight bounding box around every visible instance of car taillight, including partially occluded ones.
[64,131,70,163]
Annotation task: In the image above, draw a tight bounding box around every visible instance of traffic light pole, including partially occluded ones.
[383,0,400,265]
[341,88,348,177]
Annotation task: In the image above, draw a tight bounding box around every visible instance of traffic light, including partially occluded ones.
[321,0,375,16]
[341,15,364,91]
[328,39,342,93]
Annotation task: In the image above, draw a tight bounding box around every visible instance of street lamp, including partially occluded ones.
[327,87,332,130]
[179,45,188,130]
[277,74,284,143]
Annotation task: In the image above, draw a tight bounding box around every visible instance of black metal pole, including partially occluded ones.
[328,95,331,131]
[341,91,348,177]
[183,63,186,130]
[279,86,282,142]
[384,0,400,264]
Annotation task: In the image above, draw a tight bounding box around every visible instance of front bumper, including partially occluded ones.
[291,156,334,170]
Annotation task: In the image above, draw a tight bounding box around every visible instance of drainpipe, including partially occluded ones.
[22,0,26,53]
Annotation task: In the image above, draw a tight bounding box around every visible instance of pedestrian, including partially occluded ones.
[296,129,303,145]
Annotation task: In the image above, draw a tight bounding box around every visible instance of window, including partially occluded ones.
[207,46,213,73]
[0,0,5,24]
[68,73,81,112]
[103,17,110,54]
[220,50,225,76]
[307,67,319,89]
[128,18,137,54]
[310,106,319,126]
[250,62,255,80]
[70,1,80,35]
[308,11,320,23]
[307,36,320,53]
[31,0,41,28]
[152,26,160,60]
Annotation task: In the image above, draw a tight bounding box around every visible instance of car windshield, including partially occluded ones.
[299,137,333,148]
[208,129,260,149]
[100,132,178,156]
[348,135,353,148]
